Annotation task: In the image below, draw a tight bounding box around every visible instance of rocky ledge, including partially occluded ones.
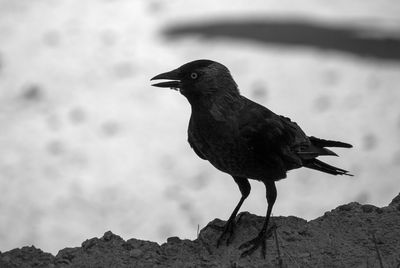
[1,194,400,268]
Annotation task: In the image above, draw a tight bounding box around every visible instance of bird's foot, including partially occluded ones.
[239,223,277,259]
[217,218,236,247]
[208,217,238,247]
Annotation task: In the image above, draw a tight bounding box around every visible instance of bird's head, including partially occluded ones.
[151,59,239,104]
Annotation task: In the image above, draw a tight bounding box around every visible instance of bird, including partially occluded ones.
[151,59,352,258]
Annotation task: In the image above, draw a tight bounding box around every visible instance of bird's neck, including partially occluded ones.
[189,90,242,122]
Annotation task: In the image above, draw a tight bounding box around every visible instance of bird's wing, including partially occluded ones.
[238,97,309,170]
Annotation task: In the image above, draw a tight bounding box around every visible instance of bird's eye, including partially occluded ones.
[190,72,198,79]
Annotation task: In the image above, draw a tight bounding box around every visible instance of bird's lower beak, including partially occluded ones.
[150,68,181,90]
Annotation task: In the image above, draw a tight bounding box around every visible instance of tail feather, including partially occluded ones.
[309,136,352,148]
[296,136,352,160]
[304,159,353,176]
[296,145,337,159]
[299,136,352,176]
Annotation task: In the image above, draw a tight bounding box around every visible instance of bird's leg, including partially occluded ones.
[209,177,250,247]
[239,180,277,259]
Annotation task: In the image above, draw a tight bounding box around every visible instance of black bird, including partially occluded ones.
[151,59,352,258]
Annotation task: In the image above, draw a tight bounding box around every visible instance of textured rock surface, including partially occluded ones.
[1,193,399,268]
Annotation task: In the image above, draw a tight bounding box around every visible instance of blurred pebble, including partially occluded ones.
[100,121,120,137]
[47,140,64,156]
[160,155,175,171]
[179,201,201,225]
[113,61,135,79]
[21,84,43,101]
[362,133,377,151]
[322,70,340,86]
[250,81,268,101]
[68,107,86,124]
[189,170,210,191]
[179,201,192,212]
[147,1,164,13]
[100,29,118,47]
[355,192,370,204]
[314,95,331,112]
[188,213,201,226]
[42,30,61,47]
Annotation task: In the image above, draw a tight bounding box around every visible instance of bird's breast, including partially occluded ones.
[188,115,252,176]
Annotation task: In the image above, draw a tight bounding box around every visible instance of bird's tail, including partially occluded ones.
[299,136,353,176]
[303,158,353,176]
[296,136,353,159]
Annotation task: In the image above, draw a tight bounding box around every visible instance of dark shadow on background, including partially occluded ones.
[164,19,400,61]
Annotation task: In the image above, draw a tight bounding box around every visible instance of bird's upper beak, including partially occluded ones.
[150,68,181,90]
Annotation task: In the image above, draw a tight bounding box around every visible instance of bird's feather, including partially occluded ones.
[238,97,308,173]
[188,119,207,160]
[308,136,353,148]
[303,158,353,176]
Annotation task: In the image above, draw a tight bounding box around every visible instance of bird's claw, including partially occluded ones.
[207,218,237,247]
[239,235,267,258]
[217,219,236,247]
[239,223,276,259]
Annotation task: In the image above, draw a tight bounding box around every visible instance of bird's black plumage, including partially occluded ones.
[151,59,352,258]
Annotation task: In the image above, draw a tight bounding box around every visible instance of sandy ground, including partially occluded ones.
[1,0,400,255]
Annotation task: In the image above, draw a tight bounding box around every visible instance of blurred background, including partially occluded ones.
[1,0,400,255]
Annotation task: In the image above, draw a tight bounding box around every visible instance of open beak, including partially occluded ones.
[150,68,181,90]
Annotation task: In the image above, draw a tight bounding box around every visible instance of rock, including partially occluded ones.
[1,194,400,267]
[389,192,400,206]
[0,246,54,268]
